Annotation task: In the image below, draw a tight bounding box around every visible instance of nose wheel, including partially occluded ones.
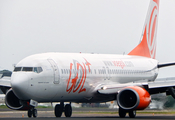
[28,108,37,118]
[55,102,72,117]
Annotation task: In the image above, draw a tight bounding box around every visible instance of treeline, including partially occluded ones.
[0,70,12,78]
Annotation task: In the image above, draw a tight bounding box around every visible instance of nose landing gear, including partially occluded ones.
[28,108,37,118]
[55,102,72,117]
[27,100,38,118]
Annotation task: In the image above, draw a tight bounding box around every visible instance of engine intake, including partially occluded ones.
[117,86,151,110]
[5,89,31,110]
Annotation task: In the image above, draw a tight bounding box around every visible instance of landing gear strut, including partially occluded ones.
[55,102,72,117]
[28,108,37,118]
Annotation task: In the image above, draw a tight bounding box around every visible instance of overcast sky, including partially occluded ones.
[1,0,175,78]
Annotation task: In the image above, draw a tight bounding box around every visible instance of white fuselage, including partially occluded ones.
[11,53,159,103]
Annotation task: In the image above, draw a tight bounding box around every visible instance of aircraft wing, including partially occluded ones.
[0,77,11,94]
[97,78,175,95]
[97,82,148,95]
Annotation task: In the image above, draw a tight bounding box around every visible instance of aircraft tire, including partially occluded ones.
[64,104,72,117]
[28,109,33,118]
[119,108,126,118]
[55,104,63,117]
[33,109,37,118]
[129,110,136,118]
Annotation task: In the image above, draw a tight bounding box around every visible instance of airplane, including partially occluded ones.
[1,0,175,118]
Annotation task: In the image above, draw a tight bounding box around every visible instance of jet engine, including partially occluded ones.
[117,86,151,110]
[5,89,31,110]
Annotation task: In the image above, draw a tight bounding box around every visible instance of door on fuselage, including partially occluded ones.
[47,59,60,84]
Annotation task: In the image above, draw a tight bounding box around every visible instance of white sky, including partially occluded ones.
[1,0,175,78]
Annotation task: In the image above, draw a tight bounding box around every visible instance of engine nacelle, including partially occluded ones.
[5,89,31,110]
[117,86,151,110]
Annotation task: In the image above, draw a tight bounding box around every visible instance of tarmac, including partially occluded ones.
[0,108,175,120]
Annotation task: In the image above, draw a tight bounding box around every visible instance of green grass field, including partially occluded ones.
[1,105,175,114]
[73,111,175,114]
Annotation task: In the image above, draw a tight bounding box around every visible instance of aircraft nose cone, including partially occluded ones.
[11,73,29,100]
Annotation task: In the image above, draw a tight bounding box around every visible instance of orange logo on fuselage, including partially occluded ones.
[66,58,91,93]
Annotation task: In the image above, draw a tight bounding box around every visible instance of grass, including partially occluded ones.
[72,110,175,115]
[136,111,175,114]
[1,104,175,114]
[36,106,52,108]
[0,105,8,109]
[0,105,52,109]
[73,111,175,114]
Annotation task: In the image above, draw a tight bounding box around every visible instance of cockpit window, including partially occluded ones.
[38,67,43,73]
[22,67,33,72]
[13,67,43,73]
[14,67,22,72]
[34,67,43,73]
[34,67,38,73]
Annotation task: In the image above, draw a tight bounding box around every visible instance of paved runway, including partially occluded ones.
[0,108,175,120]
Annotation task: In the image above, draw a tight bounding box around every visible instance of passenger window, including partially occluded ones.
[94,69,96,74]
